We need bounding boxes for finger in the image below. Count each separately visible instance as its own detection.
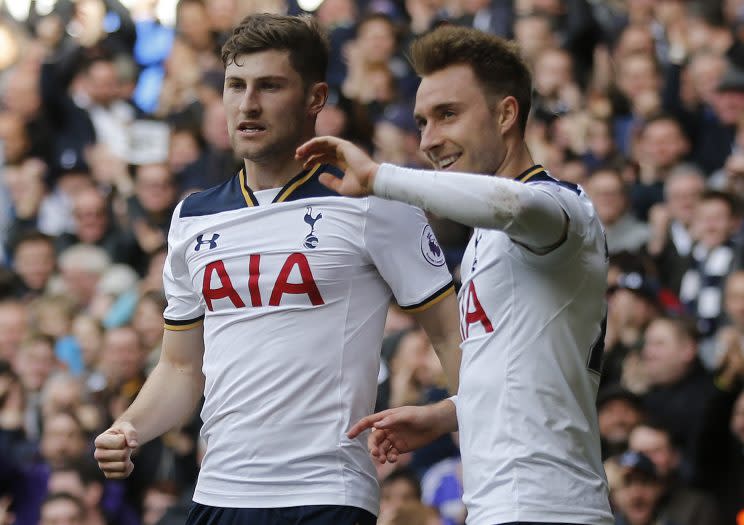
[99,461,131,473]
[318,172,344,193]
[94,448,130,462]
[348,413,389,438]
[296,136,343,159]
[302,154,338,171]
[94,431,127,450]
[386,450,399,463]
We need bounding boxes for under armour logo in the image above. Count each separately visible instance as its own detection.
[195,233,220,251]
[303,207,322,249]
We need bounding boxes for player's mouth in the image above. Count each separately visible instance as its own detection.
[237,121,267,136]
[436,153,461,170]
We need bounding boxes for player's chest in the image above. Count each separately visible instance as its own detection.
[182,204,368,309]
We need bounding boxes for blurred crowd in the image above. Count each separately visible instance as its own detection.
[1,0,744,524]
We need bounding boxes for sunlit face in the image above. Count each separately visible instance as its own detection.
[642,320,693,386]
[693,198,736,249]
[223,50,321,164]
[585,170,626,226]
[414,64,505,174]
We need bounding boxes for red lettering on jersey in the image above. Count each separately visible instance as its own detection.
[464,281,493,337]
[248,254,262,307]
[269,253,324,306]
[203,260,246,311]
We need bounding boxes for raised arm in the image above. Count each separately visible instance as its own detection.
[297,136,567,253]
[94,325,205,478]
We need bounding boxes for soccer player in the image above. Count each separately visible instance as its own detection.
[297,26,614,525]
[93,14,460,525]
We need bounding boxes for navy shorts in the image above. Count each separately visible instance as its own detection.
[185,503,376,525]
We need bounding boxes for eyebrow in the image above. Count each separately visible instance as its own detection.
[414,101,462,120]
[225,75,288,83]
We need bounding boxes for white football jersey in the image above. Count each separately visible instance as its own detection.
[456,166,613,525]
[162,165,453,514]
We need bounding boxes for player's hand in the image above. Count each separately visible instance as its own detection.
[94,421,139,479]
[347,403,453,464]
[295,136,379,198]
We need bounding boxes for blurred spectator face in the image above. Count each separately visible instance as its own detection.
[723,151,744,196]
[687,52,726,104]
[725,272,744,328]
[585,170,626,226]
[356,17,396,66]
[133,296,165,349]
[384,305,415,336]
[143,486,178,525]
[34,297,75,339]
[169,129,202,174]
[534,49,572,98]
[637,119,689,171]
[316,0,356,27]
[0,301,28,361]
[42,375,84,419]
[628,425,679,478]
[392,330,441,385]
[73,189,108,243]
[316,104,348,137]
[514,15,554,64]
[178,0,213,50]
[202,102,232,151]
[75,0,106,30]
[40,496,84,525]
[664,171,704,226]
[731,389,744,444]
[415,64,506,174]
[2,68,41,119]
[613,472,664,525]
[380,476,421,515]
[16,337,56,393]
[0,112,30,164]
[13,238,55,292]
[223,50,318,164]
[85,60,120,107]
[40,412,86,468]
[614,25,654,60]
[143,249,167,293]
[72,315,103,369]
[207,0,237,32]
[101,327,144,383]
[598,398,643,447]
[693,197,737,249]
[586,118,614,160]
[641,319,695,386]
[136,164,177,214]
[712,89,744,125]
[617,54,660,101]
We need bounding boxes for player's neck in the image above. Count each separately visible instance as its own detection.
[243,155,308,191]
[494,141,535,180]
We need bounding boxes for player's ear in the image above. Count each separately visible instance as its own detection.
[497,95,520,135]
[307,82,328,117]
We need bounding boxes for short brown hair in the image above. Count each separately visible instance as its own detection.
[221,14,329,87]
[410,25,533,133]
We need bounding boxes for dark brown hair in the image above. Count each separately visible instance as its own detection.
[410,25,533,133]
[221,14,329,87]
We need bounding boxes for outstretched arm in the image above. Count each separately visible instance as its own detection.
[297,137,566,252]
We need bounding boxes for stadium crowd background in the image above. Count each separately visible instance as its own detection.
[0,0,743,523]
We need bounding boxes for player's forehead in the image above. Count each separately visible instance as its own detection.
[414,64,482,116]
[224,49,298,82]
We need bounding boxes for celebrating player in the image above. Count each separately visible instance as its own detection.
[297,26,614,525]
[93,14,460,525]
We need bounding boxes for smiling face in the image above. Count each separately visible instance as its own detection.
[223,50,325,164]
[414,64,505,173]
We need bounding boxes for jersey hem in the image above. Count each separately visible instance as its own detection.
[400,280,454,312]
[191,490,378,516]
[164,315,205,331]
[467,508,613,525]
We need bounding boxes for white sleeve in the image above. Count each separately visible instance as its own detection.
[373,164,566,252]
[163,202,205,330]
[364,197,454,312]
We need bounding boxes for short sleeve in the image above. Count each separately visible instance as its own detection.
[364,197,454,312]
[163,202,205,330]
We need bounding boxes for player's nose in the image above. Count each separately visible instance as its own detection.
[419,123,443,154]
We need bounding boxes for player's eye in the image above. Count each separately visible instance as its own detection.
[442,110,456,120]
